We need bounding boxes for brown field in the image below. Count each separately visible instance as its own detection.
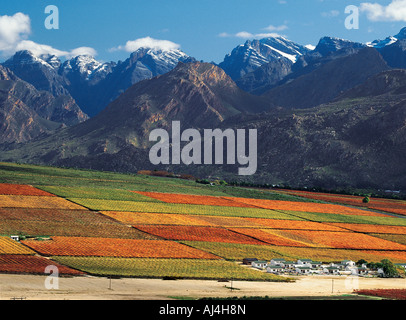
[0,208,158,239]
[100,211,215,227]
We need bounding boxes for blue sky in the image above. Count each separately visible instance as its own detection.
[1,0,406,63]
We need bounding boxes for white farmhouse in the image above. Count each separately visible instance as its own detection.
[295,266,312,275]
[266,266,284,274]
[323,266,341,275]
[297,259,313,266]
[252,261,268,269]
[269,259,286,266]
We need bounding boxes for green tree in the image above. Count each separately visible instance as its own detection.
[381,259,399,278]
[356,259,367,267]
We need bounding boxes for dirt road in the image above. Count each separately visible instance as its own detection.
[0,274,405,300]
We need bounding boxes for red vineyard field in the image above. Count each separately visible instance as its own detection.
[0,183,55,196]
[246,218,346,232]
[327,223,406,235]
[355,289,406,300]
[134,225,266,245]
[278,190,406,217]
[134,191,257,208]
[222,197,387,217]
[0,254,84,275]
[265,230,406,250]
[21,237,220,259]
[228,228,313,247]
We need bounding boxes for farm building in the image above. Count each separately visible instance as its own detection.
[252,261,268,269]
[243,258,258,265]
[266,266,285,274]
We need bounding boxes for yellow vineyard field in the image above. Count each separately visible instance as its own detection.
[0,237,35,255]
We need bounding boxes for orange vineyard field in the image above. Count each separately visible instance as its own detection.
[0,254,84,275]
[134,191,257,208]
[0,166,406,280]
[0,195,85,210]
[0,184,55,196]
[326,223,406,235]
[262,230,406,250]
[279,189,406,217]
[0,237,35,255]
[0,208,158,239]
[134,225,266,245]
[21,236,221,259]
[222,197,389,217]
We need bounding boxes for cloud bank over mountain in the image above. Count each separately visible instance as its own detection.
[0,12,97,59]
[110,37,181,53]
[361,0,406,22]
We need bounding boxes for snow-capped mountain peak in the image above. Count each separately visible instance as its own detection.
[219,36,310,80]
[39,54,62,69]
[367,36,398,49]
[367,27,406,49]
[315,36,366,56]
[5,50,58,70]
[60,55,115,81]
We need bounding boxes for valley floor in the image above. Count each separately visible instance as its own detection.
[0,274,404,300]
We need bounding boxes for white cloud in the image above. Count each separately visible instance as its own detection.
[263,24,289,32]
[13,41,97,59]
[219,31,283,39]
[15,40,69,57]
[360,0,406,22]
[111,37,181,53]
[235,31,255,39]
[68,47,98,58]
[218,32,231,38]
[220,24,287,40]
[0,12,97,59]
[321,10,340,18]
[0,13,31,53]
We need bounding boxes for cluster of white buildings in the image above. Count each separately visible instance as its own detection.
[243,258,406,277]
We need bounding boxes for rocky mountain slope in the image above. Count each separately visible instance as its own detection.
[221,69,406,189]
[5,66,406,190]
[218,36,310,81]
[2,48,195,117]
[262,48,390,109]
[0,65,87,144]
[0,62,269,163]
[3,29,406,190]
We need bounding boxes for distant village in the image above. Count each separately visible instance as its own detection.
[243,258,406,277]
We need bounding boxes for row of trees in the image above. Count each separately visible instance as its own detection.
[356,259,404,278]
